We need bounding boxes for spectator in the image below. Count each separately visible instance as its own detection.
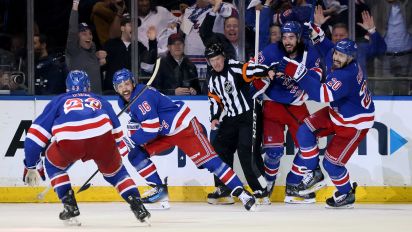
[0,35,15,70]
[200,0,253,60]
[181,0,237,80]
[34,34,67,95]
[152,33,201,95]
[66,0,106,94]
[246,0,276,50]
[91,0,127,46]
[374,0,412,79]
[102,15,157,93]
[314,6,386,79]
[138,0,179,56]
[269,24,281,43]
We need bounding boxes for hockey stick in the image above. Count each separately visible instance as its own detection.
[251,9,266,190]
[77,58,161,194]
[37,184,52,200]
[251,9,262,160]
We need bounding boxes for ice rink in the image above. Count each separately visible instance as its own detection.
[1,202,411,232]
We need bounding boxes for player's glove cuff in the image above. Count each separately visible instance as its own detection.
[251,78,270,99]
[304,22,325,44]
[279,57,307,82]
[23,159,46,185]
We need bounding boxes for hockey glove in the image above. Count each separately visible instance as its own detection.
[278,57,307,82]
[250,78,270,99]
[304,22,325,44]
[126,121,141,137]
[122,136,136,151]
[23,159,46,186]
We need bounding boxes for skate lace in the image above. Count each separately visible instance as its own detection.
[142,186,160,198]
[238,191,252,205]
[302,172,314,186]
[333,191,347,203]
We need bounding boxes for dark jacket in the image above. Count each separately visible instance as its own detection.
[35,55,67,95]
[152,52,201,95]
[199,12,254,60]
[103,38,157,92]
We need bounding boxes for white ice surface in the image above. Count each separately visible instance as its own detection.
[0,202,411,232]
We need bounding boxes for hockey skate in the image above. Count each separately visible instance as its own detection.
[326,182,358,209]
[298,166,327,195]
[284,183,316,204]
[141,177,170,210]
[207,185,235,205]
[59,189,81,226]
[231,187,257,211]
[253,188,271,205]
[127,195,151,225]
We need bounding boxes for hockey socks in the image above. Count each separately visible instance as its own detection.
[286,123,321,184]
[263,146,283,187]
[128,146,162,185]
[45,158,72,200]
[103,165,141,200]
[203,157,244,190]
[323,158,352,194]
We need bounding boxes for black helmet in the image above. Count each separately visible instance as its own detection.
[205,43,225,59]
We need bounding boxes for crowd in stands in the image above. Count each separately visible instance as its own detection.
[0,0,411,95]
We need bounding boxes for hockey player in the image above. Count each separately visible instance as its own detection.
[277,23,375,208]
[23,70,150,225]
[205,43,275,205]
[112,68,257,211]
[255,21,323,204]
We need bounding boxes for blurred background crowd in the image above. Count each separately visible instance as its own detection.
[0,0,410,96]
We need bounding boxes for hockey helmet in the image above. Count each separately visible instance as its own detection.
[334,38,357,59]
[205,43,225,59]
[66,70,90,92]
[112,68,135,90]
[281,21,302,39]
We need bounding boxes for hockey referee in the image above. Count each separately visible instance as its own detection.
[205,43,274,205]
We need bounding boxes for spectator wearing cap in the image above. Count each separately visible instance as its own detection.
[91,0,127,46]
[66,0,107,94]
[102,15,158,93]
[152,33,201,95]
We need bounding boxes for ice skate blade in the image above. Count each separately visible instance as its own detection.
[143,217,152,226]
[63,217,81,226]
[207,197,235,205]
[144,200,170,210]
[284,196,316,204]
[298,180,327,195]
[248,204,257,212]
[325,203,354,209]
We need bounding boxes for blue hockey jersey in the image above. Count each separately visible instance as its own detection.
[260,42,321,105]
[24,92,124,168]
[118,84,195,146]
[299,38,375,130]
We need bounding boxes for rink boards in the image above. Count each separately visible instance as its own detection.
[0,95,411,202]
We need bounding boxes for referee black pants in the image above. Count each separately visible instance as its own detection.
[212,110,265,192]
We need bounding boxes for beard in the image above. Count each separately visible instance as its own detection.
[285,45,297,55]
[332,60,347,70]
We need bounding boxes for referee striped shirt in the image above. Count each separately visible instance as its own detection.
[208,59,270,121]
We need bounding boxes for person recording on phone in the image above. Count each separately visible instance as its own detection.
[152,33,201,95]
